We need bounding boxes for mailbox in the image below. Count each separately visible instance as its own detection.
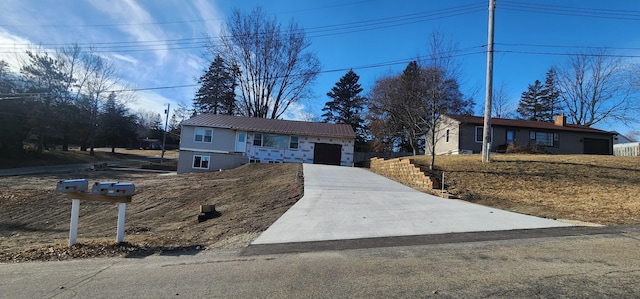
[91,182,119,195]
[56,179,89,193]
[107,183,135,196]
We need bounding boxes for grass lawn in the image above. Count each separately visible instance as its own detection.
[411,154,640,226]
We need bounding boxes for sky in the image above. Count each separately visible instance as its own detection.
[0,0,639,135]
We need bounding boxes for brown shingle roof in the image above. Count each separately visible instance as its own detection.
[446,115,614,135]
[182,114,356,138]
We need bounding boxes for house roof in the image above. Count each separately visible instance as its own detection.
[446,115,614,135]
[182,114,356,138]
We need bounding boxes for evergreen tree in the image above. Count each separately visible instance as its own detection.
[98,92,137,153]
[540,68,562,121]
[517,80,547,121]
[194,55,237,115]
[322,70,367,146]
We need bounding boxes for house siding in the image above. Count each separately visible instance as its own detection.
[457,124,613,154]
[433,117,462,154]
[246,133,354,166]
[178,121,355,173]
[180,126,236,153]
[177,151,249,174]
[435,115,613,155]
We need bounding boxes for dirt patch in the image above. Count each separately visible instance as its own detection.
[0,163,303,263]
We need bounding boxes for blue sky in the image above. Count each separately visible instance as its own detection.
[0,0,638,135]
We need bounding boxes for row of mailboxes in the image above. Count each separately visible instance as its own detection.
[56,179,135,196]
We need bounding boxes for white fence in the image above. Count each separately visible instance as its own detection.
[613,143,640,156]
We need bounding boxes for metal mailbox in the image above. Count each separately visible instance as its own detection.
[56,179,89,193]
[107,183,135,196]
[91,182,119,195]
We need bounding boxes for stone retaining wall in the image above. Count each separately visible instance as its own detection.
[369,157,439,191]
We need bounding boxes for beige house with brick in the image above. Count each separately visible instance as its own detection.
[433,114,615,155]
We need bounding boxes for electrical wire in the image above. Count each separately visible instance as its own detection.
[0,3,485,53]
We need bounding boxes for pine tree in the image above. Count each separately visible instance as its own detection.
[322,70,367,145]
[517,80,547,121]
[98,92,137,153]
[194,55,237,115]
[540,68,562,121]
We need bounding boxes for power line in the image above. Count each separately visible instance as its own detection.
[499,1,640,21]
[0,3,485,54]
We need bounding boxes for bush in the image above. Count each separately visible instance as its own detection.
[505,143,550,154]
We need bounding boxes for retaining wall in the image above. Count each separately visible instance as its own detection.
[369,157,439,191]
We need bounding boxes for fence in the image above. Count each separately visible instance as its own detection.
[613,143,640,156]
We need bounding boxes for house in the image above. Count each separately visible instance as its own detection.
[177,114,356,173]
[433,114,615,155]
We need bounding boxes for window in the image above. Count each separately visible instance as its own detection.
[445,129,450,143]
[530,131,558,147]
[289,136,299,149]
[475,126,493,143]
[192,155,210,169]
[253,134,301,149]
[194,128,213,143]
[253,133,262,146]
[263,134,289,148]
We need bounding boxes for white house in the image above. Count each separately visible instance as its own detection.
[177,114,356,173]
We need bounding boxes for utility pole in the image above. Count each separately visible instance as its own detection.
[160,103,170,164]
[482,0,496,163]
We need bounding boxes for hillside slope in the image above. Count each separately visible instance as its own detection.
[412,154,640,225]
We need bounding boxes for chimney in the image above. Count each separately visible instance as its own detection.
[554,114,566,127]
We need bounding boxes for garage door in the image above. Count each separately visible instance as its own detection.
[583,138,610,155]
[313,143,342,166]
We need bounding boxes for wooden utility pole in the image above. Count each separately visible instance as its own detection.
[161,103,170,164]
[482,0,496,162]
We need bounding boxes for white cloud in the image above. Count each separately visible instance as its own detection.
[87,0,168,62]
[0,29,33,72]
[193,0,225,36]
[282,102,318,121]
[109,53,139,65]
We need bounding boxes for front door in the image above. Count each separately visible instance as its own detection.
[235,131,246,153]
[506,130,516,144]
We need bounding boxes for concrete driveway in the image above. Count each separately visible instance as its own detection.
[252,164,572,245]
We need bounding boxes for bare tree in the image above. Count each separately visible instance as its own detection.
[492,82,515,118]
[555,49,638,127]
[423,32,474,170]
[214,7,320,119]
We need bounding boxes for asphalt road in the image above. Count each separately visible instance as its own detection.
[1,226,639,298]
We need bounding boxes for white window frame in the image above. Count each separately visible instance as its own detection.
[289,136,299,149]
[253,133,263,146]
[194,128,213,143]
[192,155,210,169]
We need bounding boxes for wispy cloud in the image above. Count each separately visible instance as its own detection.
[193,0,225,37]
[87,0,168,62]
[109,53,139,65]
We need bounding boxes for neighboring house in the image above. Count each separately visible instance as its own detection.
[612,132,635,145]
[178,114,356,173]
[433,114,615,155]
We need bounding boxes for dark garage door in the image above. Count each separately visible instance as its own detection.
[313,143,342,166]
[583,138,610,155]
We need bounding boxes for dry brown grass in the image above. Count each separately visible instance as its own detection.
[411,154,640,226]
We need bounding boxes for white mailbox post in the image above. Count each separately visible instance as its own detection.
[56,179,134,246]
